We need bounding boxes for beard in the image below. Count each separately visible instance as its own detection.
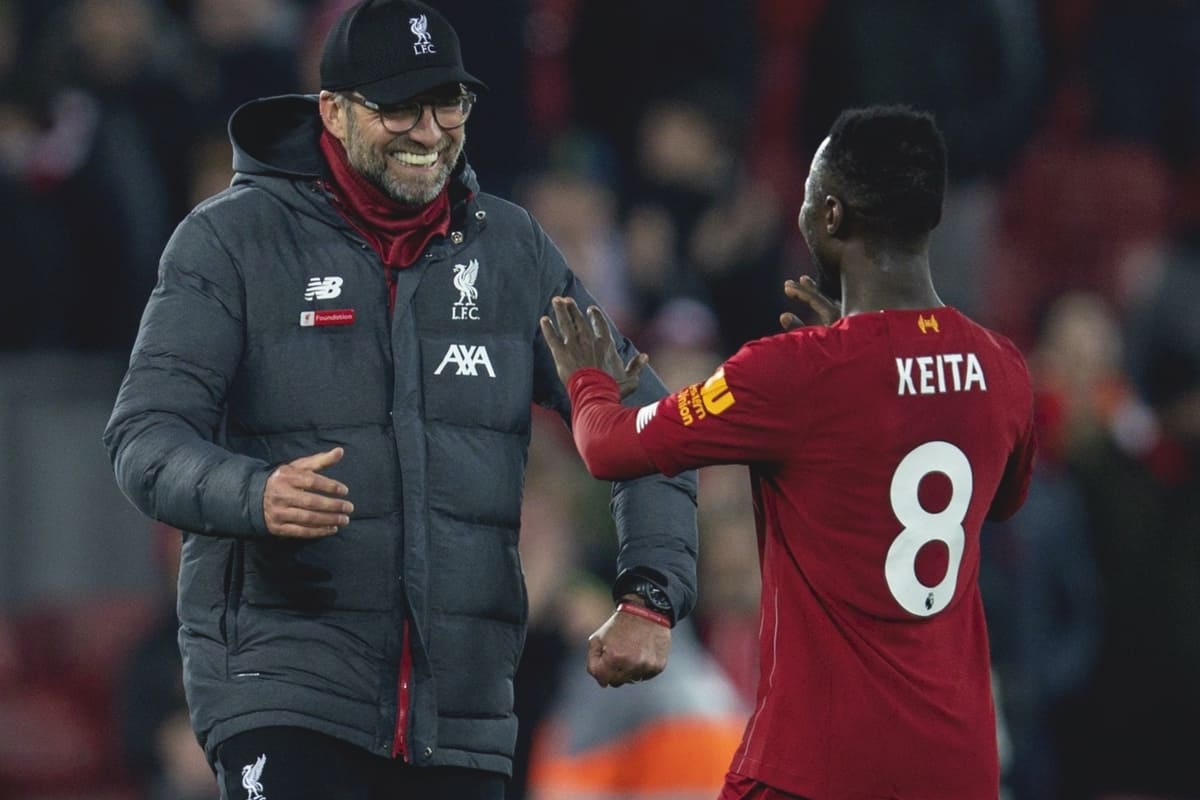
[805,241,843,302]
[343,113,463,206]
[815,259,842,302]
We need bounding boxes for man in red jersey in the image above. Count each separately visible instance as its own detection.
[539,105,1036,800]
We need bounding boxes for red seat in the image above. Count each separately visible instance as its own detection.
[0,684,108,792]
[983,139,1171,350]
[0,594,160,797]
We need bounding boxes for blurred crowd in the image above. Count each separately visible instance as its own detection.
[1,0,1198,799]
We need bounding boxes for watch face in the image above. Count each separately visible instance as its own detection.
[638,582,671,613]
[615,572,674,620]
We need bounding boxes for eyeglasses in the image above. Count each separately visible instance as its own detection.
[346,90,476,134]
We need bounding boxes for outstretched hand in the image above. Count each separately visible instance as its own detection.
[540,297,649,399]
[779,275,842,331]
[263,447,353,538]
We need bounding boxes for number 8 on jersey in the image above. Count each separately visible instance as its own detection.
[885,440,973,617]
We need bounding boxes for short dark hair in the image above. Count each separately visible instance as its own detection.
[822,105,947,238]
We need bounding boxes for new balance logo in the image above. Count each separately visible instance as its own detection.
[434,344,496,377]
[305,277,343,300]
[636,402,659,433]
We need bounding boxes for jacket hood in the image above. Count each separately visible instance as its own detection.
[229,94,327,179]
[227,94,480,195]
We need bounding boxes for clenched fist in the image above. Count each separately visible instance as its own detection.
[586,603,671,687]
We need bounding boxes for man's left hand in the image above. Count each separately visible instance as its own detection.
[585,605,670,687]
[540,296,649,399]
[779,275,841,331]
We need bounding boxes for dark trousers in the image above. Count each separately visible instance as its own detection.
[215,726,507,800]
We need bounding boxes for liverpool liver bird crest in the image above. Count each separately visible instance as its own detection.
[241,754,266,799]
[410,14,432,45]
[453,259,479,306]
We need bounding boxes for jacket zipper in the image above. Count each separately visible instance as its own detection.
[328,175,409,758]
[393,619,413,759]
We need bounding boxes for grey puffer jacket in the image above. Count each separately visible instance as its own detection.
[103,94,698,774]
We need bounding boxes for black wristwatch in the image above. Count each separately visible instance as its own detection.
[614,572,675,626]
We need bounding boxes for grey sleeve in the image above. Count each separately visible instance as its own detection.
[102,212,272,538]
[530,217,700,621]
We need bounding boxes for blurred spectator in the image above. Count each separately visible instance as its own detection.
[803,0,1043,185]
[0,66,76,347]
[742,0,829,213]
[517,135,635,333]
[1085,0,1200,182]
[178,0,304,125]
[1029,292,1200,798]
[430,0,536,198]
[981,300,1107,800]
[978,1,1200,350]
[184,126,235,208]
[1098,229,1200,799]
[567,0,757,199]
[1125,233,1200,444]
[25,0,195,349]
[624,87,788,356]
[524,583,746,800]
[509,415,589,800]
[983,138,1171,352]
[692,465,760,707]
[295,0,358,91]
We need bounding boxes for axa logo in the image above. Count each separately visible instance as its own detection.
[410,14,436,54]
[452,259,480,320]
[305,276,343,300]
[241,754,267,800]
[917,314,940,334]
[434,344,495,377]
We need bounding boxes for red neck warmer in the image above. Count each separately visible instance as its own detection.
[319,128,451,270]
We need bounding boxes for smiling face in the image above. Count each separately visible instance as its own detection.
[321,87,465,206]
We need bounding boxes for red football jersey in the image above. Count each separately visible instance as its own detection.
[635,308,1035,799]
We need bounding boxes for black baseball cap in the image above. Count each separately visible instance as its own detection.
[320,0,487,105]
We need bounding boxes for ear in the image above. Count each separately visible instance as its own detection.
[824,195,844,237]
[318,91,349,143]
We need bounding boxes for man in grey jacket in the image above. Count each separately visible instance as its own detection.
[103,1,698,797]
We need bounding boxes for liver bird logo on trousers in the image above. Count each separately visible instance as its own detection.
[241,754,267,800]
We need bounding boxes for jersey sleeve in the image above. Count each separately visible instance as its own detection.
[986,348,1038,521]
[637,337,809,476]
[568,369,659,480]
[987,405,1037,521]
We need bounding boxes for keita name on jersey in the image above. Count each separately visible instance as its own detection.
[896,353,987,396]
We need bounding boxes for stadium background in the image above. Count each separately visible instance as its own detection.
[0,1,1197,798]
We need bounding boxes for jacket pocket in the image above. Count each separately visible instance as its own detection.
[222,540,245,665]
[241,520,396,612]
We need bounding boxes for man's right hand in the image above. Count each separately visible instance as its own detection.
[263,447,353,538]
